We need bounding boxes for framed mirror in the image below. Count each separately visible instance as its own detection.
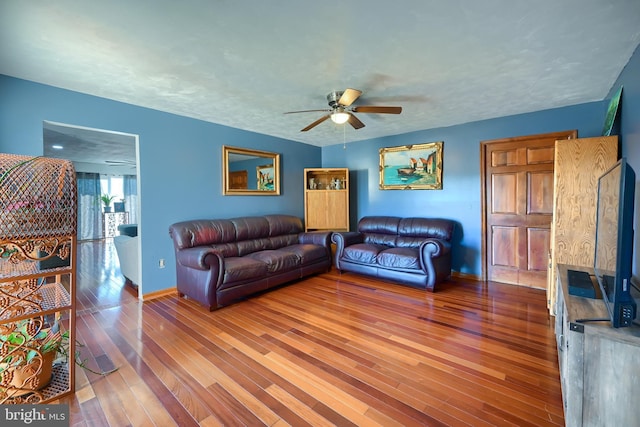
[222,145,281,195]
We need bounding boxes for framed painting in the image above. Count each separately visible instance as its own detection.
[379,141,443,190]
[256,164,275,191]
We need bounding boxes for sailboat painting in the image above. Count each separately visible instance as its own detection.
[379,141,443,190]
[256,164,275,191]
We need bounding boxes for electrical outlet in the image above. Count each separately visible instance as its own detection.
[159,258,165,268]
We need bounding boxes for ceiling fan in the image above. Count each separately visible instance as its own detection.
[105,160,136,168]
[285,88,402,132]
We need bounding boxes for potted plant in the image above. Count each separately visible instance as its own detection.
[100,194,116,213]
[0,318,59,398]
[0,317,116,401]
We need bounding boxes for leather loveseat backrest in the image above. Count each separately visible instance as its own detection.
[396,217,454,247]
[398,218,454,241]
[358,216,401,247]
[357,216,455,248]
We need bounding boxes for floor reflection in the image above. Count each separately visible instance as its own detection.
[76,239,138,314]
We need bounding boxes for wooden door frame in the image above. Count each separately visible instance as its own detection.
[479,130,577,282]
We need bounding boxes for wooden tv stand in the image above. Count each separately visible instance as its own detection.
[555,263,640,426]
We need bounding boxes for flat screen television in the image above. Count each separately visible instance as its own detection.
[594,157,637,328]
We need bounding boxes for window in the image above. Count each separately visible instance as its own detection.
[100,175,124,201]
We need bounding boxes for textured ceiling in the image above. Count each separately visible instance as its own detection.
[2,0,640,159]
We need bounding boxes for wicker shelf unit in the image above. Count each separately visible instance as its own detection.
[0,154,77,404]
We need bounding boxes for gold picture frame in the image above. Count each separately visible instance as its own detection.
[379,141,443,190]
[222,145,280,195]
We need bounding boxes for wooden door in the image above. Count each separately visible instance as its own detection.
[229,170,248,189]
[481,130,576,288]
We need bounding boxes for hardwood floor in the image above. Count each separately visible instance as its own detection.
[56,240,564,426]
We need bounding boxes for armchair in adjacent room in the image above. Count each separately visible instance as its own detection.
[113,224,139,286]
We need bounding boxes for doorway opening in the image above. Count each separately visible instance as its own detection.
[42,121,142,303]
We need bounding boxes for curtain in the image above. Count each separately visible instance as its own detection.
[76,172,102,240]
[123,174,138,225]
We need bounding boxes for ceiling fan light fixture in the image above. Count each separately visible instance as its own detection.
[330,110,350,124]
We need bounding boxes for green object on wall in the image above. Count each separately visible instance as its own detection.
[602,86,622,136]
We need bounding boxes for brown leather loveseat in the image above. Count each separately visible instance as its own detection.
[169,215,332,310]
[332,216,455,291]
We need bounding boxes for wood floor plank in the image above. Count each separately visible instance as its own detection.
[52,240,563,426]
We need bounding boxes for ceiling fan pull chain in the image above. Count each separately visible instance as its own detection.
[343,124,346,149]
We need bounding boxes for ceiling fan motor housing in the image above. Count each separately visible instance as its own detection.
[327,91,344,107]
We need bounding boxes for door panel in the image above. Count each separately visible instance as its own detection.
[492,226,518,267]
[492,174,517,213]
[528,227,551,271]
[229,170,248,189]
[528,171,554,214]
[482,131,576,288]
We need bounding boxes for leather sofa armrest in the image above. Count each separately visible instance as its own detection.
[419,238,451,260]
[331,232,364,269]
[419,239,452,289]
[176,247,223,271]
[332,231,363,248]
[299,231,332,247]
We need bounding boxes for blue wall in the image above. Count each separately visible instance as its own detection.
[609,44,640,273]
[322,43,640,278]
[0,75,322,295]
[3,42,639,291]
[322,103,606,276]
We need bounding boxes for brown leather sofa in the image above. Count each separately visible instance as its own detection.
[332,216,455,291]
[169,214,331,310]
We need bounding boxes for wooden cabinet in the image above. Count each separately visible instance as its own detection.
[304,168,349,231]
[555,264,640,427]
[548,136,618,312]
[0,154,76,404]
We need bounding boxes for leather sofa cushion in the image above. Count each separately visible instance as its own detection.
[231,216,270,241]
[270,234,301,248]
[364,233,398,247]
[358,216,401,234]
[280,244,328,264]
[247,250,299,273]
[266,214,304,236]
[377,247,420,269]
[343,243,386,264]
[395,236,426,248]
[170,215,306,251]
[398,217,454,241]
[236,237,272,256]
[209,242,240,258]
[170,219,236,249]
[223,257,268,286]
[118,223,138,237]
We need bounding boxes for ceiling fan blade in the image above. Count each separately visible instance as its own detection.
[301,114,331,132]
[352,106,402,114]
[284,109,330,114]
[105,160,136,165]
[338,88,362,107]
[348,113,365,130]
